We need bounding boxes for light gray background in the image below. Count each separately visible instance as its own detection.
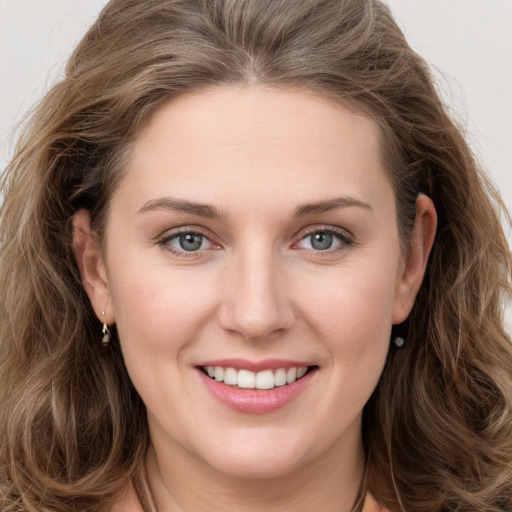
[0,0,511,328]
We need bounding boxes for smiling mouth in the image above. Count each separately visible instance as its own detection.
[200,366,316,390]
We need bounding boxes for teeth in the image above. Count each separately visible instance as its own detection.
[274,368,287,387]
[255,370,274,390]
[204,365,310,389]
[214,367,224,382]
[297,367,308,379]
[237,369,256,389]
[286,367,297,384]
[224,367,238,385]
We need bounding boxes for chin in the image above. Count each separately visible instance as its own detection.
[207,452,307,480]
[191,429,321,480]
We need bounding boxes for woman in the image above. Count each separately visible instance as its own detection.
[1,0,511,510]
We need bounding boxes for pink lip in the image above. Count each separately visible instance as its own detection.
[196,366,317,414]
[196,358,312,372]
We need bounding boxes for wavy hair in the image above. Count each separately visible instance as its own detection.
[1,0,511,510]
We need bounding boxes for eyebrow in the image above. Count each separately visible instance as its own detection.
[137,195,371,219]
[137,197,225,219]
[292,197,372,217]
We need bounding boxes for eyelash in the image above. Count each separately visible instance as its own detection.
[156,225,353,257]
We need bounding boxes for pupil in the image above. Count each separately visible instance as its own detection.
[312,232,332,250]
[180,233,202,251]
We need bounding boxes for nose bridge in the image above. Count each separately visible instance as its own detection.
[220,241,294,341]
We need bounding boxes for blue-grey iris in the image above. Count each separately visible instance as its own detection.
[311,232,333,250]
[179,233,203,251]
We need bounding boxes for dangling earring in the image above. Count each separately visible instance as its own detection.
[394,336,405,348]
[102,311,111,347]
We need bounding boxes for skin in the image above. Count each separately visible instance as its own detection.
[74,85,436,511]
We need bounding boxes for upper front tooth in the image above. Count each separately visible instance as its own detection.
[237,369,256,389]
[255,370,275,389]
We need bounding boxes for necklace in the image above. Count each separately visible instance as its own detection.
[133,463,158,512]
[133,461,368,512]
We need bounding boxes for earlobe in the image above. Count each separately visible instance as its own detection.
[392,194,437,324]
[72,209,113,324]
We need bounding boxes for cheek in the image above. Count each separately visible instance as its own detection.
[106,259,222,416]
[298,255,399,359]
[107,257,219,356]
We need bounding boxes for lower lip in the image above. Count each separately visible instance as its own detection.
[197,368,316,414]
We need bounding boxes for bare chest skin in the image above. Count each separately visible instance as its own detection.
[108,452,388,512]
[110,481,389,512]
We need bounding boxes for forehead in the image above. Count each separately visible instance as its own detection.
[115,85,391,213]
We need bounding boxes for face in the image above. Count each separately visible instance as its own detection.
[76,85,433,481]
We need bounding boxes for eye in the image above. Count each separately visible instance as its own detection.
[295,228,350,251]
[161,231,215,253]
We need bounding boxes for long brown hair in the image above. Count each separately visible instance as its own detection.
[1,1,511,510]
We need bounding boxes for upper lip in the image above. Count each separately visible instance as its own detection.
[196,358,315,372]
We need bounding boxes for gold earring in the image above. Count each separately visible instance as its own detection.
[102,311,111,347]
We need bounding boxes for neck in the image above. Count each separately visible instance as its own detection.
[144,426,366,512]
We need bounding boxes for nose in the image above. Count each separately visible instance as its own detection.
[218,248,295,342]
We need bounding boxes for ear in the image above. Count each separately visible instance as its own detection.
[392,194,437,324]
[73,209,114,324]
